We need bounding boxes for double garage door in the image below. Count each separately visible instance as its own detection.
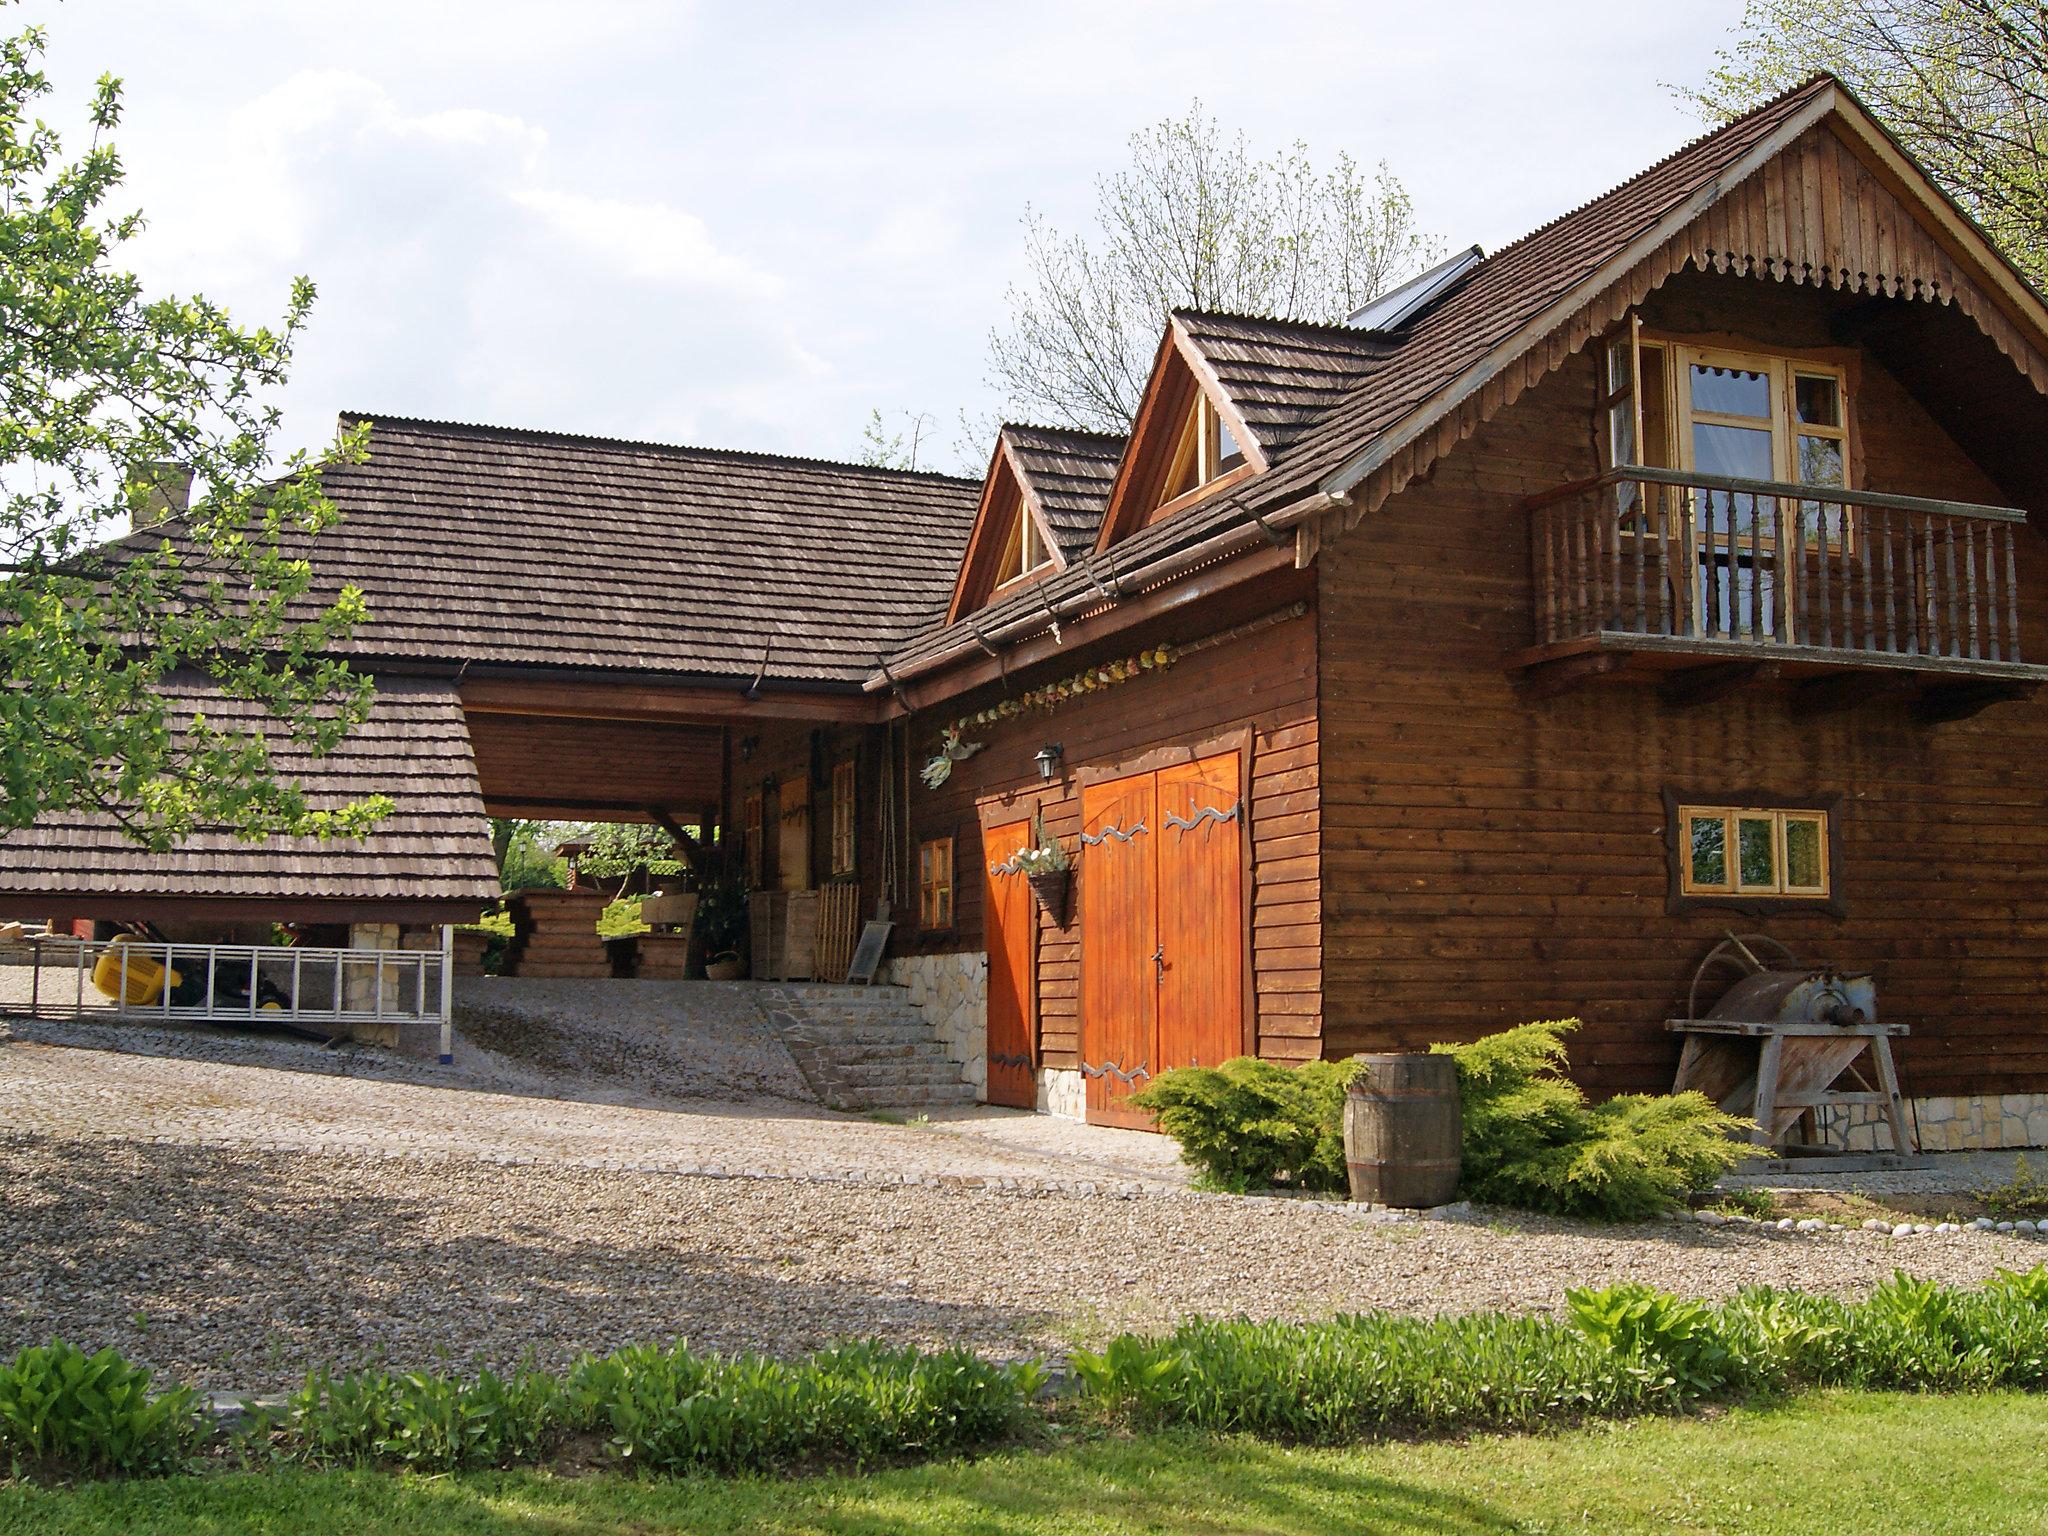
[985,751,1247,1125]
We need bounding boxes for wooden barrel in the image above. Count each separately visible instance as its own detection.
[1343,1053,1462,1208]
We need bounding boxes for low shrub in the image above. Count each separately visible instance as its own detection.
[565,1341,1041,1474]
[1435,1019,1751,1220]
[1068,1267,2048,1440]
[1129,1056,1360,1192]
[281,1341,1042,1477]
[1976,1153,2048,1219]
[0,1342,201,1476]
[284,1366,565,1470]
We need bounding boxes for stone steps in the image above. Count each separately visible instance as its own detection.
[755,985,976,1113]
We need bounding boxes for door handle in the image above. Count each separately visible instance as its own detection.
[1153,943,1165,982]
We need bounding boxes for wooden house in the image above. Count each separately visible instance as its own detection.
[10,77,2048,1150]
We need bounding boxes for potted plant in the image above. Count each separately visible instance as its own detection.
[1013,809,1074,926]
[679,831,750,980]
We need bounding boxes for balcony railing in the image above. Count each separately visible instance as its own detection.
[1525,467,2029,666]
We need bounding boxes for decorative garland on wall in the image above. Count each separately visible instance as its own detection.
[920,643,1179,788]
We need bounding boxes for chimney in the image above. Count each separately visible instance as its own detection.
[131,462,193,530]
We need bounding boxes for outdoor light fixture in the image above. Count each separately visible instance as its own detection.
[1033,743,1064,781]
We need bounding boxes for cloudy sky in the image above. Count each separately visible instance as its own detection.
[42,1,1746,474]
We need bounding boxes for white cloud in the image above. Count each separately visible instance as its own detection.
[508,187,781,297]
[42,0,1747,470]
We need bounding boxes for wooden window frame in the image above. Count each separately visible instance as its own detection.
[991,500,1055,593]
[742,791,765,890]
[1621,328,1857,502]
[918,834,956,933]
[1157,394,1249,512]
[1662,788,1844,917]
[829,758,857,879]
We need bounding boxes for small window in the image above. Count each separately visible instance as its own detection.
[1160,395,1245,505]
[993,503,1054,588]
[743,792,764,889]
[830,759,857,878]
[918,836,955,930]
[1678,804,1831,898]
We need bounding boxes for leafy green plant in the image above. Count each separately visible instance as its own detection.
[1130,1056,1361,1192]
[1433,1020,1751,1220]
[1711,1187,1776,1220]
[1566,1283,1732,1395]
[562,1341,1038,1474]
[596,898,648,939]
[0,1342,201,1476]
[285,1367,564,1470]
[1976,1154,2048,1219]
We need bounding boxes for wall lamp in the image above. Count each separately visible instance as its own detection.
[1033,743,1065,781]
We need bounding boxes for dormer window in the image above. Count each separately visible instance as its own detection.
[1093,318,1268,554]
[1161,394,1246,504]
[993,498,1054,589]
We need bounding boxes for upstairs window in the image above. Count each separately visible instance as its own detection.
[1602,326,1850,495]
[993,502,1054,589]
[1160,394,1246,505]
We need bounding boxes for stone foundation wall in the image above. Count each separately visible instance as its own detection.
[880,954,1092,1121]
[1816,1092,2048,1154]
[884,952,986,1099]
[1036,1067,1085,1121]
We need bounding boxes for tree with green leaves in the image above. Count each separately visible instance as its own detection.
[853,407,936,471]
[0,13,379,850]
[1689,1,2048,283]
[987,102,1439,433]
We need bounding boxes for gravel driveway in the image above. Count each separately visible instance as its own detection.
[3,1024,2045,1394]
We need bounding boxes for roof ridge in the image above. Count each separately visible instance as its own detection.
[1170,305,1388,339]
[339,410,983,485]
[1001,421,1128,443]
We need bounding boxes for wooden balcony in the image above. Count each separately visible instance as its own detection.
[1512,467,2048,717]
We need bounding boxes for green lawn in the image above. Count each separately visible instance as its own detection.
[4,1391,2042,1535]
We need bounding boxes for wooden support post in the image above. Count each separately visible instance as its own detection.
[438,923,455,1065]
[1869,1032,1914,1156]
[1750,1033,1785,1147]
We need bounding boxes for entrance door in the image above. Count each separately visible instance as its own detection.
[1081,752,1244,1127]
[1155,756,1245,1075]
[983,819,1037,1109]
[1080,773,1157,1126]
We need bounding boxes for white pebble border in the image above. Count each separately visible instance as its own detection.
[1683,1208,2047,1241]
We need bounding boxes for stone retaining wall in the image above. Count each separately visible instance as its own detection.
[1818,1091,2048,1153]
[882,954,1093,1122]
[884,952,986,1099]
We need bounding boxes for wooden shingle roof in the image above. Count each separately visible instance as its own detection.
[264,416,984,689]
[1241,77,1845,511]
[1000,425,1125,562]
[1171,310,1386,460]
[874,78,1887,684]
[0,675,498,907]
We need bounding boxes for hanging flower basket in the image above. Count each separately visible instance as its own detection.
[1026,867,1072,927]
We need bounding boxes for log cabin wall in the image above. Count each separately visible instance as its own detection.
[903,572,1323,1078]
[1317,263,2048,1101]
[731,718,896,943]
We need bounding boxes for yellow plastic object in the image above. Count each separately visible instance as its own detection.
[90,942,181,1005]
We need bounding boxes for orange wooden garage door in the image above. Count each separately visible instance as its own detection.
[1080,752,1244,1127]
[983,819,1037,1108]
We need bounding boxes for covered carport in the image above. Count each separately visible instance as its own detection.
[0,672,499,1057]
